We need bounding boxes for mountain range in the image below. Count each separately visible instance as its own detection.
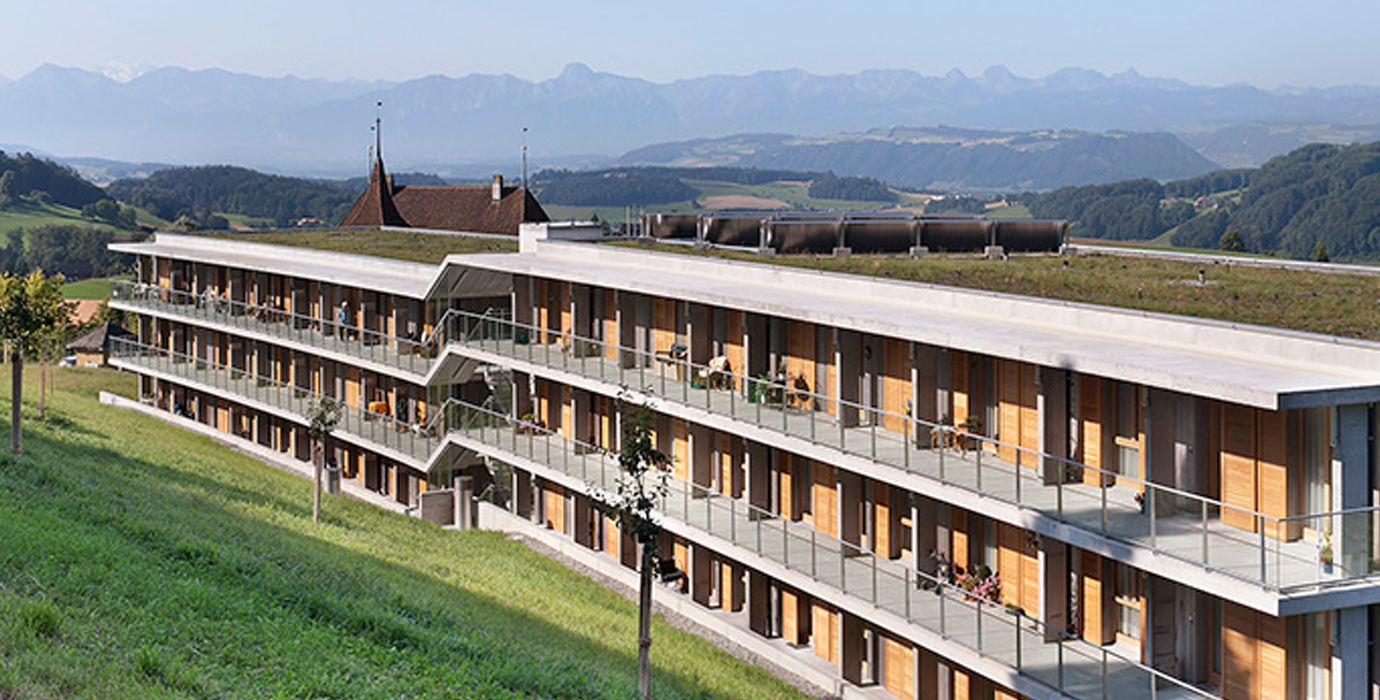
[618,128,1218,192]
[4,63,1380,178]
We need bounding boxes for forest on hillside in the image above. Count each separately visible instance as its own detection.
[0,151,106,209]
[106,166,359,228]
[1027,143,1380,260]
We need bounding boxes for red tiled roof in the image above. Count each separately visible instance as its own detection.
[339,158,548,235]
[66,322,134,352]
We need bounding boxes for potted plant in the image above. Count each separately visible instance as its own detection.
[1134,491,1146,514]
[1320,531,1334,574]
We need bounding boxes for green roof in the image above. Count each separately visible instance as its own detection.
[197,228,517,264]
[612,241,1380,342]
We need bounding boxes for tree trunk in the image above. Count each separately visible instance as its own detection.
[10,349,21,455]
[638,544,654,700]
[38,358,46,421]
[313,441,322,523]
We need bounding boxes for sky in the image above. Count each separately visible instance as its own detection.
[3,0,1379,88]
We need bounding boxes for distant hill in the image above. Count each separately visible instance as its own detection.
[619,128,1219,193]
[0,150,106,208]
[8,63,1380,173]
[107,166,364,227]
[532,167,897,208]
[1027,142,1380,260]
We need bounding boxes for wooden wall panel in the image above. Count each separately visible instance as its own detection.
[999,524,1023,608]
[810,601,838,663]
[951,509,970,573]
[781,588,807,645]
[1257,409,1298,541]
[883,635,915,700]
[1080,376,1104,482]
[874,482,892,557]
[1222,602,1256,700]
[1258,613,1287,700]
[1081,550,1113,644]
[812,461,837,538]
[544,485,565,533]
[883,338,909,432]
[558,281,571,337]
[603,514,620,557]
[603,290,619,360]
[953,667,971,700]
[785,321,816,402]
[672,419,689,482]
[717,432,736,497]
[1221,404,1258,532]
[951,351,970,426]
[725,310,744,392]
[1020,363,1039,468]
[653,297,676,353]
[779,451,797,520]
[999,360,1021,464]
[560,385,573,439]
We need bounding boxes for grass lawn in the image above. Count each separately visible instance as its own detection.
[0,202,114,237]
[196,229,518,264]
[614,242,1380,341]
[60,276,123,301]
[0,366,808,700]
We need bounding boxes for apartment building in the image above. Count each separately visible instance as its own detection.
[108,225,1379,700]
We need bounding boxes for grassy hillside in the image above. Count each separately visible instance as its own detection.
[0,201,118,237]
[0,366,808,700]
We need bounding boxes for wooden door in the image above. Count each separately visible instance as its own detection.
[1221,404,1258,531]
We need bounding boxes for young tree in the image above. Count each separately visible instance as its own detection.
[1311,241,1330,262]
[306,395,343,523]
[0,270,72,454]
[593,393,669,700]
[1219,229,1246,253]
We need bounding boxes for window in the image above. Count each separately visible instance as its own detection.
[1114,563,1143,643]
[1115,384,1141,478]
[1303,408,1330,520]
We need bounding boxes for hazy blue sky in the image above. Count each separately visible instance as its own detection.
[5,0,1378,87]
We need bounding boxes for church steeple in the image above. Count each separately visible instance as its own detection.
[362,101,405,226]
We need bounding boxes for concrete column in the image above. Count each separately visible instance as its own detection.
[1037,366,1069,486]
[1334,606,1370,700]
[1039,539,1068,641]
[454,475,474,530]
[835,329,862,427]
[1334,404,1371,576]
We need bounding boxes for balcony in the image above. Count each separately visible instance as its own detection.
[444,400,1218,700]
[437,311,1379,594]
[110,280,439,377]
[108,338,444,468]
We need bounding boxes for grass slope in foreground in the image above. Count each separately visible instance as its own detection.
[0,367,807,700]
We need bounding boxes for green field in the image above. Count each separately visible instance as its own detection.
[0,366,808,700]
[0,202,116,237]
[543,177,921,225]
[60,276,121,300]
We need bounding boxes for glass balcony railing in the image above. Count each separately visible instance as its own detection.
[108,338,445,465]
[111,282,1380,592]
[110,280,441,376]
[442,399,1219,700]
[436,310,1380,593]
